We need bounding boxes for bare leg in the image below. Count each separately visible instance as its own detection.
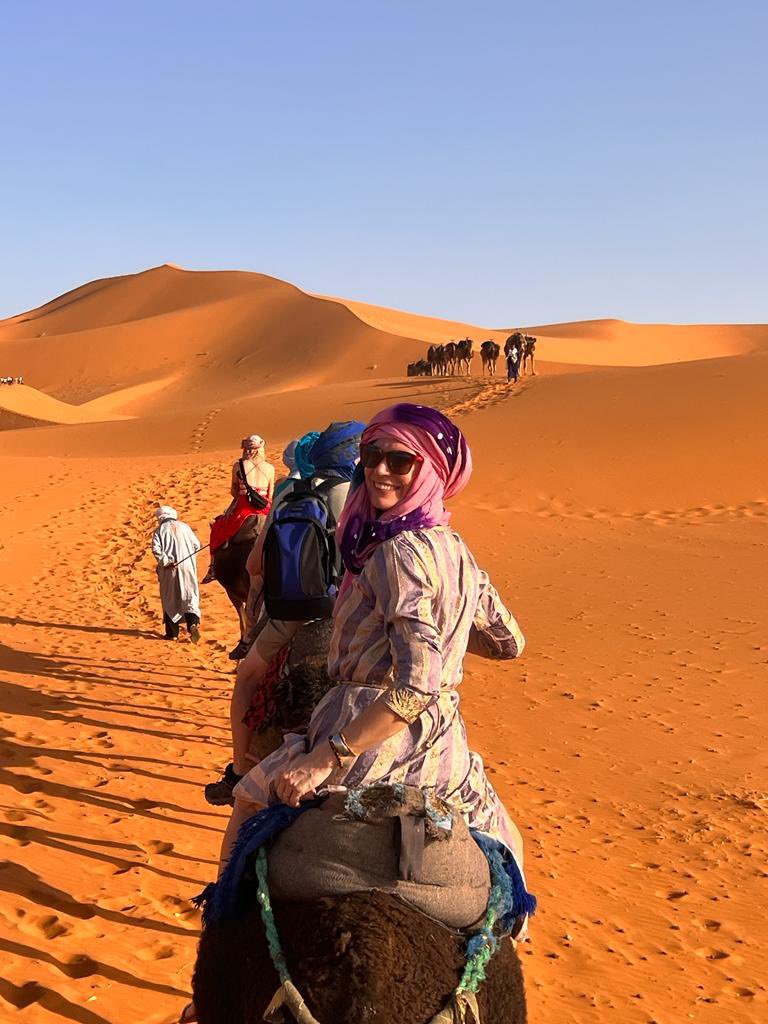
[219,797,263,877]
[231,646,269,776]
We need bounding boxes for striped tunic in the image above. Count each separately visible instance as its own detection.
[234,526,526,860]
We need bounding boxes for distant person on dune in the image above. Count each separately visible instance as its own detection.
[506,344,519,383]
[202,434,275,584]
[151,506,202,642]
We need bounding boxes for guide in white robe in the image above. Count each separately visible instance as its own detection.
[151,507,201,622]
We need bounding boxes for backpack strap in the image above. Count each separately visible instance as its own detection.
[239,459,269,511]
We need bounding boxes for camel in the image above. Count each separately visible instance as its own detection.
[211,517,264,659]
[427,343,443,376]
[407,359,431,377]
[443,341,458,375]
[522,335,537,375]
[193,891,527,1024]
[456,337,474,375]
[505,333,537,376]
[192,620,528,1024]
[480,340,500,376]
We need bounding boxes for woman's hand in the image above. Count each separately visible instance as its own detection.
[274,743,336,807]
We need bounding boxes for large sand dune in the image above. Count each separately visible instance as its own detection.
[0,266,765,1023]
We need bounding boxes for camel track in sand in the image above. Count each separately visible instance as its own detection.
[444,376,535,418]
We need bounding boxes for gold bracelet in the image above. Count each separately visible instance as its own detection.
[338,730,357,756]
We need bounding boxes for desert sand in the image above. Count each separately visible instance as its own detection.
[0,265,766,1023]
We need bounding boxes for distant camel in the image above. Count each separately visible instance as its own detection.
[456,337,474,375]
[443,341,457,375]
[427,343,443,376]
[506,332,537,375]
[406,359,430,377]
[522,335,537,375]
[481,340,501,376]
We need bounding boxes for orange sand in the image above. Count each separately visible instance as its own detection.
[0,266,766,1022]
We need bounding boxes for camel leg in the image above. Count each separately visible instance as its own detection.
[223,594,248,640]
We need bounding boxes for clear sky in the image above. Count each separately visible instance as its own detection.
[1,1,765,325]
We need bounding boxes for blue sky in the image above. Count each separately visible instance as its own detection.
[1,1,765,324]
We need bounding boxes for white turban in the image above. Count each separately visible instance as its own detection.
[241,434,265,449]
[155,505,178,521]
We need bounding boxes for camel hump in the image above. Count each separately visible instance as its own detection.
[268,786,491,929]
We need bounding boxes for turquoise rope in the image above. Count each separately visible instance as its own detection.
[254,847,292,985]
[456,848,508,994]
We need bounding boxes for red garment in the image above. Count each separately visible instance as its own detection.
[243,643,290,732]
[209,494,271,554]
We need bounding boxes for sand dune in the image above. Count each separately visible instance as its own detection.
[0,378,182,427]
[0,266,765,1023]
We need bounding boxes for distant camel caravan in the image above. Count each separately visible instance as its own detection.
[407,333,537,378]
[407,337,474,377]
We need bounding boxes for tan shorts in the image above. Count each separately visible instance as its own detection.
[252,616,301,663]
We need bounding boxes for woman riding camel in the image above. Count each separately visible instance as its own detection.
[202,435,275,584]
[218,402,526,872]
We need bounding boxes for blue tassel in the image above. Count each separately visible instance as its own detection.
[471,831,537,934]
[195,801,318,927]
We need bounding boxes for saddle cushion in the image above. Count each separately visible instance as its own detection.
[267,791,490,929]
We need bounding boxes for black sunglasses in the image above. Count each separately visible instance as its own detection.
[360,443,423,476]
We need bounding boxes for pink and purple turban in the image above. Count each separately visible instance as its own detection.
[337,403,472,574]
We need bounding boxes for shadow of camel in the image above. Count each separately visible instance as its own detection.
[0,934,188,999]
[0,976,111,1023]
[0,614,156,640]
[0,861,196,937]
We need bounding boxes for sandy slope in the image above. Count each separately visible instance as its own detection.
[0,267,766,1023]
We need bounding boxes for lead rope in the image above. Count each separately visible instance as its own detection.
[255,847,323,1024]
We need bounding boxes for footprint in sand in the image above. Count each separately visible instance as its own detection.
[695,947,730,961]
[60,953,99,979]
[143,839,175,855]
[36,914,72,939]
[136,943,176,961]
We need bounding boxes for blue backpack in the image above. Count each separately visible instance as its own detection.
[262,478,342,621]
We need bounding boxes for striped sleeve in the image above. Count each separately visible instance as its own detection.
[371,537,442,722]
[470,569,525,659]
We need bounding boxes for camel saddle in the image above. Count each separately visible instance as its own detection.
[267,784,490,930]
